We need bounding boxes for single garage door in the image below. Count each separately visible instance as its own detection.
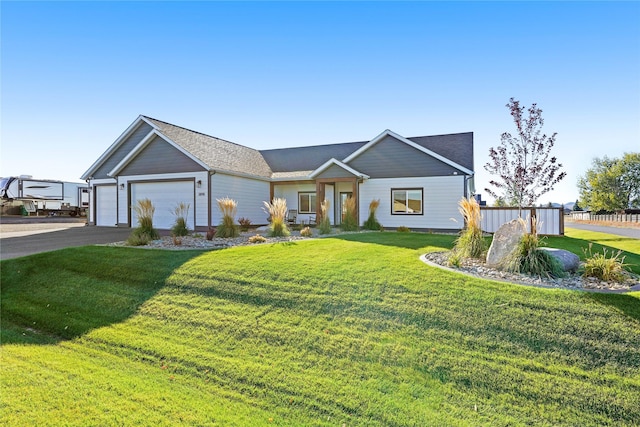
[130,181,195,230]
[96,185,117,227]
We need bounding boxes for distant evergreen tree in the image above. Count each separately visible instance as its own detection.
[573,199,582,211]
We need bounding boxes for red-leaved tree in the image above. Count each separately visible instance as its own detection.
[484,98,566,208]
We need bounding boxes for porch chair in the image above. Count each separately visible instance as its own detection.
[286,209,297,225]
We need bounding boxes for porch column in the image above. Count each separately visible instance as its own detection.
[316,181,325,221]
[352,178,359,226]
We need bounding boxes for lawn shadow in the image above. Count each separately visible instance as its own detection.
[327,231,458,251]
[1,246,204,345]
[585,292,640,322]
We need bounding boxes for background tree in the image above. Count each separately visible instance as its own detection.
[572,199,582,211]
[578,153,640,212]
[484,98,566,208]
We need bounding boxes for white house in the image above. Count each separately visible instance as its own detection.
[81,116,475,231]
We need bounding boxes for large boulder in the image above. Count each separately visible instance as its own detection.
[486,219,527,267]
[539,248,580,272]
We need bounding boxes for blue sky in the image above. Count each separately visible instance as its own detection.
[2,1,639,205]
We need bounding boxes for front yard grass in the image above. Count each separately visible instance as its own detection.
[1,232,639,426]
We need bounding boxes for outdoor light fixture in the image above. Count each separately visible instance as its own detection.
[197,180,202,188]
[120,184,125,190]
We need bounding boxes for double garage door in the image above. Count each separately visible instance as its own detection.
[95,181,195,229]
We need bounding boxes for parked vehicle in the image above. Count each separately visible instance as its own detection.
[0,175,89,216]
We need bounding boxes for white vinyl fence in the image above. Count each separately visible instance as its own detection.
[480,207,564,236]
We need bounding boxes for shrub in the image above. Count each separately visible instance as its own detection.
[238,217,252,232]
[215,198,239,238]
[248,234,267,244]
[125,232,152,246]
[172,235,183,246]
[171,202,190,237]
[451,197,486,259]
[363,199,382,230]
[206,227,216,241]
[340,197,358,232]
[397,226,411,233]
[582,244,629,282]
[300,226,313,237]
[447,251,462,267]
[500,221,564,278]
[263,198,290,237]
[128,198,160,244]
[318,199,332,235]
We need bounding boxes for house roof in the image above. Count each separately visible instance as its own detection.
[83,116,474,181]
[143,117,273,178]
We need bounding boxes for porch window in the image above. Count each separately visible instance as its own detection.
[298,192,317,214]
[391,188,423,215]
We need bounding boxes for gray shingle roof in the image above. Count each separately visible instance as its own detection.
[143,116,273,178]
[142,117,473,178]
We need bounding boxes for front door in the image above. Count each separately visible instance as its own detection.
[340,192,353,223]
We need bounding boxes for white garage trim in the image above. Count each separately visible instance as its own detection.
[96,185,118,227]
[129,179,195,230]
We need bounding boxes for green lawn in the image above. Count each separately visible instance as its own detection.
[1,232,639,426]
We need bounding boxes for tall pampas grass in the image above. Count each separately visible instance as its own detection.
[263,198,290,237]
[171,202,190,237]
[451,197,486,259]
[127,198,159,245]
[363,199,382,230]
[340,197,358,231]
[215,197,239,238]
[318,199,332,235]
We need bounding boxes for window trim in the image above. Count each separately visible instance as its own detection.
[391,188,424,215]
[298,191,317,214]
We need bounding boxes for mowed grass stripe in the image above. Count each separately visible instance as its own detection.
[2,233,639,426]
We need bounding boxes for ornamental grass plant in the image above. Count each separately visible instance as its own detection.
[340,197,358,232]
[263,198,290,237]
[582,243,629,282]
[215,198,239,238]
[500,218,564,278]
[318,199,332,235]
[451,197,486,259]
[171,202,190,237]
[363,199,382,230]
[127,198,160,245]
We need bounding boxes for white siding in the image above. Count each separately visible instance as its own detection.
[117,172,209,228]
[211,173,270,225]
[273,182,317,224]
[359,176,465,229]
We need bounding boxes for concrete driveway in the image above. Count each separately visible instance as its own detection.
[0,217,132,260]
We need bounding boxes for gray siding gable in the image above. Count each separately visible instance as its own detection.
[92,122,153,179]
[314,163,359,179]
[347,135,461,178]
[119,135,206,175]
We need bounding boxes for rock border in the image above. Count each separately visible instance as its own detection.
[421,251,640,294]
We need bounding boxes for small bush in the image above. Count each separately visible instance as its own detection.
[171,202,190,237]
[172,235,183,246]
[300,226,313,237]
[126,231,152,246]
[340,197,358,232]
[397,226,411,233]
[132,199,160,240]
[318,199,332,235]
[248,234,267,244]
[500,224,564,278]
[363,199,382,231]
[206,227,216,241]
[215,198,240,238]
[452,197,487,259]
[238,217,252,232]
[263,198,290,237]
[582,244,629,282]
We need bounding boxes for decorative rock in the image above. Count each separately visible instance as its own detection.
[486,219,527,267]
[539,248,580,272]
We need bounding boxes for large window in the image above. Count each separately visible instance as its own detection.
[298,192,317,214]
[391,188,423,215]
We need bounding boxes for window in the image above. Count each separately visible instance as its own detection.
[391,188,423,215]
[298,192,317,214]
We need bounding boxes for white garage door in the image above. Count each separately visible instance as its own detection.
[96,185,117,227]
[130,181,195,230]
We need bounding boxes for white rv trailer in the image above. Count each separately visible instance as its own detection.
[0,175,89,216]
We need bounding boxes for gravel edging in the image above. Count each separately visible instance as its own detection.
[421,251,640,294]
